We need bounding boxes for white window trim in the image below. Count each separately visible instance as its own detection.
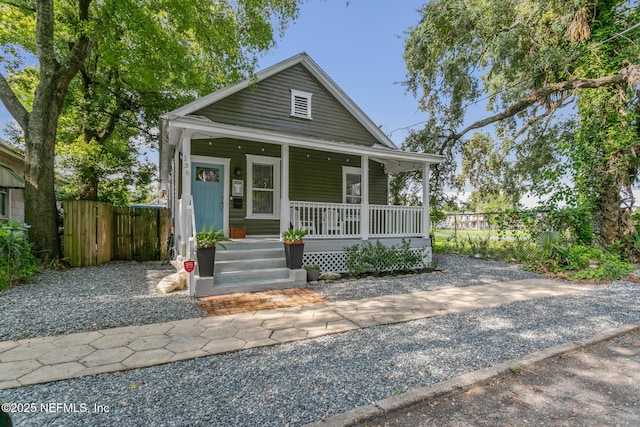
[290,89,313,119]
[246,154,281,219]
[342,166,362,204]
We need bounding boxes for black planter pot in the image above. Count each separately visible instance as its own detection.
[196,246,216,276]
[284,243,304,269]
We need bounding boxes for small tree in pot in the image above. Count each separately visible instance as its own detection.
[196,225,231,277]
[282,228,307,269]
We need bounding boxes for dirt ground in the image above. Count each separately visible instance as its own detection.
[361,329,640,427]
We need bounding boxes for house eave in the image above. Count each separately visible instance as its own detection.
[164,115,443,166]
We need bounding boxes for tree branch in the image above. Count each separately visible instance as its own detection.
[514,92,575,138]
[0,72,29,128]
[452,65,639,142]
[56,0,93,94]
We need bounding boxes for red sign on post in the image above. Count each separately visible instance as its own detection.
[183,260,195,273]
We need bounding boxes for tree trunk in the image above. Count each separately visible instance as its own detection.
[594,177,638,259]
[24,82,64,260]
[1,0,93,259]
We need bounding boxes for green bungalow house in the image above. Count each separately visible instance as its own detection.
[159,53,443,296]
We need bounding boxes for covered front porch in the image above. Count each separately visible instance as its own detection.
[165,117,438,242]
[161,117,441,296]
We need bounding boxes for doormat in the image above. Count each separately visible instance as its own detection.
[198,288,328,316]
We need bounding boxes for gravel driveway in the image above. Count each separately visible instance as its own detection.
[0,254,540,341]
[0,261,205,341]
[2,255,640,426]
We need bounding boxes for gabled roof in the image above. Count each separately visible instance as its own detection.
[166,52,398,150]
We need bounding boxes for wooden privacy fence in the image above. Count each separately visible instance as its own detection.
[63,201,170,267]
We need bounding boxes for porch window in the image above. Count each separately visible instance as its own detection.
[290,89,313,119]
[0,187,6,217]
[246,155,280,219]
[343,166,361,204]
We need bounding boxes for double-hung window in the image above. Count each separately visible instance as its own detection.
[246,155,280,219]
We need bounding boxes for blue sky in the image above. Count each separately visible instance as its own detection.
[0,0,432,147]
[257,0,429,147]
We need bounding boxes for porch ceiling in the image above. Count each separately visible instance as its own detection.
[161,115,443,179]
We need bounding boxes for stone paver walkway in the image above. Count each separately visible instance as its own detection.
[0,278,584,390]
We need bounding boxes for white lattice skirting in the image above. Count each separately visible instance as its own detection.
[303,246,432,273]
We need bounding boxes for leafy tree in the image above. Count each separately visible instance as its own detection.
[403,0,640,254]
[456,132,521,209]
[0,0,300,258]
[390,126,458,208]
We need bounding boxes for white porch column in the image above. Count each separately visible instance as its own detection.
[280,143,291,237]
[361,155,369,240]
[422,163,431,238]
[181,131,193,241]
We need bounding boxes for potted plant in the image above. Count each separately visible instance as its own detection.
[282,228,308,269]
[195,225,231,277]
[304,264,321,282]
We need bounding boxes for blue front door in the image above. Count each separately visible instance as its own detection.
[191,162,224,233]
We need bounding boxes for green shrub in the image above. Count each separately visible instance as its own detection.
[570,254,634,281]
[345,239,423,277]
[465,235,491,258]
[547,207,594,246]
[526,240,634,281]
[0,220,40,289]
[560,245,600,270]
[536,231,564,259]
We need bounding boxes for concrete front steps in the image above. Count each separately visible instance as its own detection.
[193,239,307,297]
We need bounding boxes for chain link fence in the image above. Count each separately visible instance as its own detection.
[432,210,556,260]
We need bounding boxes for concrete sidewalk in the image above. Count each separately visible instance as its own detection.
[0,278,584,390]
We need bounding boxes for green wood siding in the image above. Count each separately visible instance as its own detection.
[289,147,387,204]
[192,64,379,146]
[189,139,388,236]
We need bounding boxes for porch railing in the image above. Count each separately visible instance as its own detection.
[369,204,423,238]
[290,201,424,239]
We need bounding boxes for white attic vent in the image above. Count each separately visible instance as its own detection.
[290,89,313,119]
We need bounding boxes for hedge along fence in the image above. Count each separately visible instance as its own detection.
[63,201,170,267]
